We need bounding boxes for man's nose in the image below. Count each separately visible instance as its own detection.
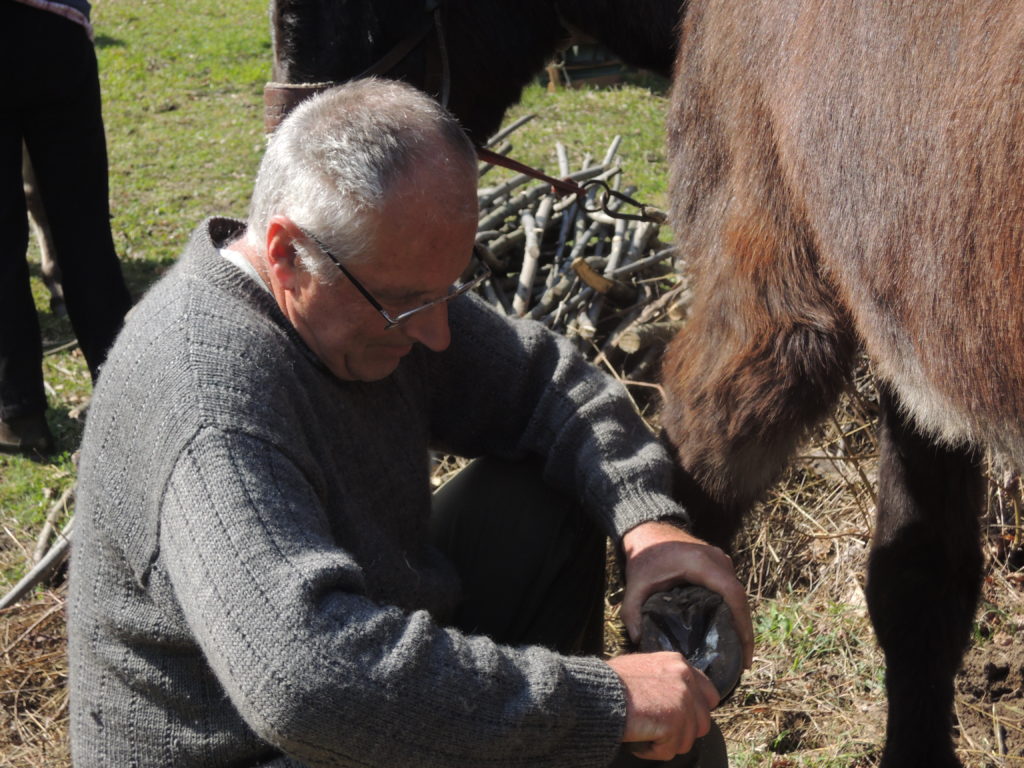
[404,303,451,352]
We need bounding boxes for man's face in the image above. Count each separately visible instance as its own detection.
[272,163,479,382]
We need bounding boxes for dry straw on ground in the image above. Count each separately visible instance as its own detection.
[1,590,70,768]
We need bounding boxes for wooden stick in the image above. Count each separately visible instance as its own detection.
[514,211,541,316]
[612,248,675,278]
[572,257,636,305]
[0,517,73,611]
[599,305,646,356]
[478,172,535,210]
[486,228,527,258]
[43,338,79,356]
[33,484,75,564]
[604,217,629,276]
[626,220,657,266]
[602,135,623,168]
[556,142,570,177]
[534,195,555,234]
[612,320,685,354]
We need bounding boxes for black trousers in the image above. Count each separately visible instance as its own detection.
[431,457,728,768]
[0,2,131,420]
[431,456,607,654]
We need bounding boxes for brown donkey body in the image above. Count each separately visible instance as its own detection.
[661,2,1024,765]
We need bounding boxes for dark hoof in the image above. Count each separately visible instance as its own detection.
[878,740,962,768]
[638,585,744,699]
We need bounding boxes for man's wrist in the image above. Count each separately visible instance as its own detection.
[622,518,698,560]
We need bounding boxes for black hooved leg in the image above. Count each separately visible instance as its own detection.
[866,385,984,768]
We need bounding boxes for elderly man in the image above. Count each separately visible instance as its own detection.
[68,79,752,768]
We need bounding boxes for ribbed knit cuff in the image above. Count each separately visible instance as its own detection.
[600,478,690,540]
[559,655,628,767]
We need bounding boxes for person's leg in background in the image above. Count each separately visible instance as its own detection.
[0,2,132,454]
[0,2,50,452]
[21,5,131,380]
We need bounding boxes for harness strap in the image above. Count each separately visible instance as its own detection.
[477,147,666,224]
[357,14,435,81]
[265,1,448,133]
[476,146,583,197]
[264,81,333,133]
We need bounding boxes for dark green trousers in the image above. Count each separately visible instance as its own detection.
[430,457,728,768]
[431,456,607,654]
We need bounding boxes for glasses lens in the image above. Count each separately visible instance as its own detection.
[386,252,490,329]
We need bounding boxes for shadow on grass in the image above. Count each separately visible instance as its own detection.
[94,34,126,49]
[622,71,670,95]
[48,404,87,457]
[539,69,670,96]
[4,415,84,464]
[121,256,178,301]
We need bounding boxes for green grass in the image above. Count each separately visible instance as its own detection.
[500,78,672,210]
[720,596,886,767]
[756,600,878,679]
[96,0,271,263]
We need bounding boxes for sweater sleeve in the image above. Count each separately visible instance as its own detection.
[426,295,689,540]
[160,426,626,768]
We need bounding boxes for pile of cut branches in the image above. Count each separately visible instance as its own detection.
[473,117,683,419]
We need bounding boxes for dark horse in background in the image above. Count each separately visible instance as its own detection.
[660,1,1024,766]
[269,0,682,143]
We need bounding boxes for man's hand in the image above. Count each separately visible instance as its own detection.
[620,520,754,668]
[607,651,720,759]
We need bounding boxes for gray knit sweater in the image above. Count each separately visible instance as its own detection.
[68,218,688,768]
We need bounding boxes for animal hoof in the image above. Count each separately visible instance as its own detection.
[638,585,744,699]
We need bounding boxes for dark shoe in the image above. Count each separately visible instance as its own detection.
[0,414,56,455]
[609,723,729,768]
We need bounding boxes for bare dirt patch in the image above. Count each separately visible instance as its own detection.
[953,571,1024,766]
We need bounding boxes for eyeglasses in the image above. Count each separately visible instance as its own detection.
[300,229,491,330]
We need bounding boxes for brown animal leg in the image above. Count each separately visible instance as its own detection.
[660,205,856,549]
[866,384,983,768]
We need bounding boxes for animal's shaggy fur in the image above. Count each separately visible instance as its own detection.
[660,2,1024,765]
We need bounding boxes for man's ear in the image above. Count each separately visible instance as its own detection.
[265,215,304,291]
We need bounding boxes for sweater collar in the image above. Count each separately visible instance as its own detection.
[188,217,331,375]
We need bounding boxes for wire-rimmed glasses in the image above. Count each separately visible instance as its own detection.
[300,228,491,330]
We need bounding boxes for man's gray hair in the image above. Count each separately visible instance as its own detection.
[247,78,477,283]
